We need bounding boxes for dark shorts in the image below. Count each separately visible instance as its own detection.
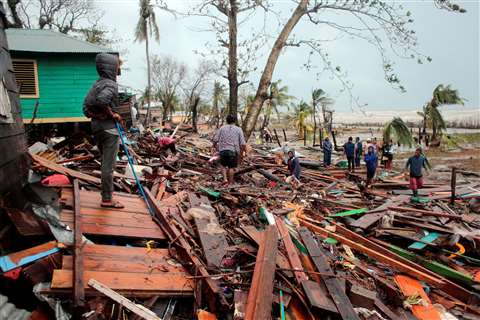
[367,169,376,179]
[220,150,238,168]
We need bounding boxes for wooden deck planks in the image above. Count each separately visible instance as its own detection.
[51,270,194,295]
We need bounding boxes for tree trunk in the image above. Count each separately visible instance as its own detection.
[191,96,200,133]
[145,33,152,126]
[227,0,239,119]
[241,0,308,141]
[312,103,317,146]
[7,0,24,28]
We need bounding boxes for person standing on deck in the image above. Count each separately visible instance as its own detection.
[364,146,378,187]
[405,147,429,197]
[212,115,246,185]
[83,53,124,209]
[322,137,333,166]
[354,137,363,168]
[343,137,355,172]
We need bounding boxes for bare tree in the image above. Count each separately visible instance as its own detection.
[151,55,187,124]
[182,61,214,132]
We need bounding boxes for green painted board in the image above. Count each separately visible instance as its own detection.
[408,232,440,250]
[388,244,474,285]
[330,208,367,218]
[198,186,221,198]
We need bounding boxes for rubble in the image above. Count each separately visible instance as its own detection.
[1,126,480,320]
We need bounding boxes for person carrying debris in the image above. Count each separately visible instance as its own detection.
[212,115,246,185]
[405,147,429,197]
[343,136,356,172]
[286,148,301,187]
[364,145,378,187]
[354,136,363,168]
[83,53,124,209]
[322,136,332,166]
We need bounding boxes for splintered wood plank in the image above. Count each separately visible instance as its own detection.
[88,279,161,320]
[73,179,85,307]
[31,152,101,184]
[245,225,278,320]
[188,193,228,268]
[60,210,165,240]
[4,208,47,236]
[52,270,194,295]
[299,227,360,320]
[0,241,59,272]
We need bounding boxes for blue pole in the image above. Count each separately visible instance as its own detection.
[115,122,155,216]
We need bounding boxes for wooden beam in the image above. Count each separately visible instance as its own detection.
[298,227,359,320]
[73,179,85,308]
[88,279,161,320]
[245,225,278,320]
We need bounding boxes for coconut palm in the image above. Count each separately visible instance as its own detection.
[311,88,333,143]
[419,84,465,142]
[383,117,413,147]
[134,0,160,126]
[292,100,311,137]
[261,80,294,129]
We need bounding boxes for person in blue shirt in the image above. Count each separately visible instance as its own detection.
[405,147,429,197]
[343,136,356,172]
[364,145,378,187]
[322,137,333,166]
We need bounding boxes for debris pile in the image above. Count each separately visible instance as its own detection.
[1,126,480,320]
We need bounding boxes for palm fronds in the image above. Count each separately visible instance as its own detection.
[383,117,413,147]
[431,84,465,107]
[135,0,159,42]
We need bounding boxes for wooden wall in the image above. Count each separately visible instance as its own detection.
[0,5,28,197]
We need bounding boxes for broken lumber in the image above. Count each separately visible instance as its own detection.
[88,279,161,320]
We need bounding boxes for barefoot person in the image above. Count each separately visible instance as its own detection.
[322,137,333,166]
[286,148,301,187]
[405,147,429,197]
[343,136,355,172]
[83,53,124,208]
[213,115,246,185]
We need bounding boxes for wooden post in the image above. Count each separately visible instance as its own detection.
[282,128,287,142]
[73,179,84,308]
[303,127,307,146]
[319,127,323,148]
[273,129,282,147]
[450,167,457,205]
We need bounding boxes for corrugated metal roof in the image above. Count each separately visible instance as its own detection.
[5,28,116,53]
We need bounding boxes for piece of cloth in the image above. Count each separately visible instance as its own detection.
[213,124,246,153]
[344,142,355,157]
[219,150,238,168]
[158,137,176,153]
[409,176,424,191]
[287,156,301,179]
[94,130,119,202]
[83,53,120,133]
[406,155,427,178]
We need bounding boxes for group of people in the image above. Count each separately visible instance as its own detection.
[82,52,427,207]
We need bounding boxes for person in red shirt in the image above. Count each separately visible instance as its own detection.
[157,136,177,154]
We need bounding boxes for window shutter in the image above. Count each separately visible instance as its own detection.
[12,60,39,98]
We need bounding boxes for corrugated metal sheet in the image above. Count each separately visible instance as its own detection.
[5,29,115,53]
[0,294,31,320]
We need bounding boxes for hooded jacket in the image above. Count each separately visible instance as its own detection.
[83,53,119,133]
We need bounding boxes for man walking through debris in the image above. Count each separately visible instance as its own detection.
[213,115,246,185]
[354,136,363,168]
[83,53,124,208]
[286,148,301,187]
[344,136,356,172]
[364,145,378,187]
[322,136,332,166]
[405,147,429,197]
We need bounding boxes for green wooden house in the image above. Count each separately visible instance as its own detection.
[5,28,117,124]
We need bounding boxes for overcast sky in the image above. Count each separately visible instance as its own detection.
[98,0,479,112]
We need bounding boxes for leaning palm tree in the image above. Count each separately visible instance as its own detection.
[262,80,294,129]
[292,100,311,137]
[135,0,159,126]
[383,117,413,147]
[418,84,465,143]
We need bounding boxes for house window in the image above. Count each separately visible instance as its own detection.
[12,59,39,98]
